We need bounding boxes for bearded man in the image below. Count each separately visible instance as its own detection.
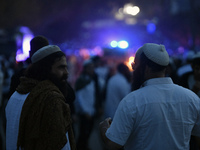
[99,43,200,150]
[5,45,76,150]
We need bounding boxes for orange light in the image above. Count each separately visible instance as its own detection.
[125,56,135,71]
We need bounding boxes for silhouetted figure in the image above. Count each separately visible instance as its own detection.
[8,35,49,98]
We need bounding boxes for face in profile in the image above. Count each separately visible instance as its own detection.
[49,56,69,96]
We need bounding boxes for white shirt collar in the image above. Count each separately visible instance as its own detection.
[141,77,173,88]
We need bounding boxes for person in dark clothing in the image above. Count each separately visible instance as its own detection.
[6,45,76,150]
[9,35,76,109]
[8,35,49,98]
[75,59,101,150]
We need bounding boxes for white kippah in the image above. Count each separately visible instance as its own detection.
[141,43,169,66]
[31,45,61,63]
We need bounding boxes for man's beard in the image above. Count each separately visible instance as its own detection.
[49,74,75,104]
[131,67,145,91]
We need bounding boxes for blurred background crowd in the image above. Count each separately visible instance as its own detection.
[0,0,200,149]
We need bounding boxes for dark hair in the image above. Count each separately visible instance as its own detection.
[30,35,49,57]
[25,51,65,81]
[140,52,167,72]
[192,58,200,68]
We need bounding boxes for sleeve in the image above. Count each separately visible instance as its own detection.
[192,101,200,137]
[105,96,136,146]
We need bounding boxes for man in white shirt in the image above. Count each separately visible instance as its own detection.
[99,43,200,150]
[104,63,131,118]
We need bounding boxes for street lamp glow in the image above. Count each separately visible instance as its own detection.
[124,4,140,16]
[110,40,118,48]
[118,40,129,49]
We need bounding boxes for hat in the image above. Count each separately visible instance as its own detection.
[31,45,61,63]
[140,43,169,66]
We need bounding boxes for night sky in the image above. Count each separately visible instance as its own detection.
[0,0,200,51]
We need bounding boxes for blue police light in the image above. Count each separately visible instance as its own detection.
[147,22,156,34]
[110,40,118,48]
[118,40,129,49]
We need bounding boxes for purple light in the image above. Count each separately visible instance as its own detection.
[22,35,34,56]
[16,26,34,62]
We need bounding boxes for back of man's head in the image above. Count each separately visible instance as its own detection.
[29,35,49,58]
[137,43,169,72]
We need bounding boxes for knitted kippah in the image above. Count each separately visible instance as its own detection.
[141,43,169,66]
[31,45,61,63]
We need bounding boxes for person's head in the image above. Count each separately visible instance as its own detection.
[91,55,101,68]
[82,59,95,77]
[29,35,49,58]
[131,43,169,91]
[117,63,131,82]
[25,45,68,93]
[191,52,200,81]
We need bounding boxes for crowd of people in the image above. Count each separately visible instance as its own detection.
[0,35,200,150]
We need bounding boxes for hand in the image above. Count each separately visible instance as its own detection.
[99,117,112,131]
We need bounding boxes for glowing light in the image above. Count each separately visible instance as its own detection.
[125,56,135,71]
[79,48,90,59]
[178,46,185,54]
[110,41,118,48]
[16,26,34,62]
[16,53,28,61]
[129,56,135,64]
[115,12,124,20]
[124,4,140,16]
[16,34,34,62]
[93,46,104,56]
[125,18,137,25]
[23,35,34,56]
[118,40,129,49]
[147,22,156,34]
